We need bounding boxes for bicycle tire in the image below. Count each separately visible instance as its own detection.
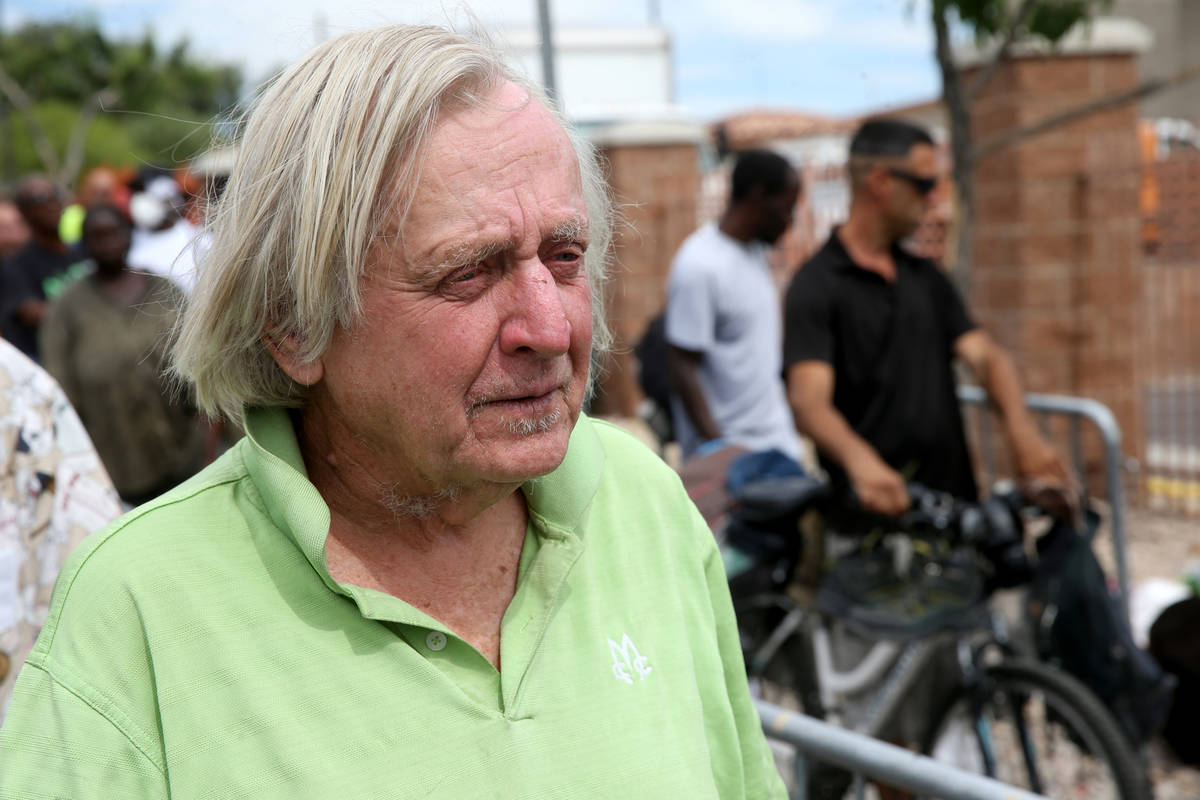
[921,658,1150,800]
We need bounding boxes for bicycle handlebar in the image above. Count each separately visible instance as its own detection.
[728,477,1045,590]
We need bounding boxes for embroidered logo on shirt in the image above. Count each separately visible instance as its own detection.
[608,633,652,684]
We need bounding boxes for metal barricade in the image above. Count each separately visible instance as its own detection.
[957,385,1131,617]
[756,699,1047,800]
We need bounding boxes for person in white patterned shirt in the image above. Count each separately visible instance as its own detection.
[0,337,121,719]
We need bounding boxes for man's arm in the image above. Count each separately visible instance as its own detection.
[953,329,1072,484]
[667,345,722,444]
[786,359,909,515]
[0,662,169,796]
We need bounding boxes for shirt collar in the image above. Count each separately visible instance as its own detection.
[826,226,914,274]
[239,406,606,583]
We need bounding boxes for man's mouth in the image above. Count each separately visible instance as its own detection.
[468,383,568,417]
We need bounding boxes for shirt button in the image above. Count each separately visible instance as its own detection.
[426,631,447,651]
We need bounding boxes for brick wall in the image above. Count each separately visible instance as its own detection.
[590,141,701,417]
[967,53,1145,486]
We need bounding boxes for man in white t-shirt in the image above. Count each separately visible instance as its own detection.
[128,176,203,294]
[665,149,802,462]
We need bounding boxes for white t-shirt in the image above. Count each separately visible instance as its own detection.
[664,223,801,461]
[128,220,204,295]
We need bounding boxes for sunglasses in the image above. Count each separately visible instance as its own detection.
[887,169,938,196]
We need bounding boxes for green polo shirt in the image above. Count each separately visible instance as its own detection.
[0,408,784,798]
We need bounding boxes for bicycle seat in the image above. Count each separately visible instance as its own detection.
[733,475,830,524]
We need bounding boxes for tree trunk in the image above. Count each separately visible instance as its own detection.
[933,1,976,298]
[60,88,118,188]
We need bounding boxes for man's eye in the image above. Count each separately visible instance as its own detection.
[547,249,584,275]
[438,264,493,298]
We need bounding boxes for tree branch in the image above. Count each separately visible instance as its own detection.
[965,0,1040,104]
[974,61,1200,163]
[0,62,61,178]
[61,88,118,187]
[934,0,977,292]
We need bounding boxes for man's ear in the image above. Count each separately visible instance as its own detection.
[263,329,324,387]
[865,164,891,198]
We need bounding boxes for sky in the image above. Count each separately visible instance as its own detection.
[5,0,941,121]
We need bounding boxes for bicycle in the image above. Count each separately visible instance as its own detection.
[721,475,1150,800]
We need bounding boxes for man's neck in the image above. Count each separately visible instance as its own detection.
[838,205,898,282]
[295,402,522,544]
[296,404,531,671]
[718,208,755,244]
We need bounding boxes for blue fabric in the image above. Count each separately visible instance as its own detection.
[694,438,728,458]
[725,448,806,496]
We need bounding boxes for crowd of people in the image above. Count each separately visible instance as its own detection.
[0,166,218,507]
[0,166,223,727]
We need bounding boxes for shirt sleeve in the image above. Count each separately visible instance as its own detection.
[700,530,789,799]
[0,662,169,798]
[782,263,834,368]
[664,258,717,354]
[931,265,976,351]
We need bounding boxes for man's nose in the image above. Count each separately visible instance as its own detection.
[498,261,572,357]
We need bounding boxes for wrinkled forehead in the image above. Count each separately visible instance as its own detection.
[382,82,584,246]
[426,82,578,181]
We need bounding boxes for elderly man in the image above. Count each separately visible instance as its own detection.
[0,26,784,798]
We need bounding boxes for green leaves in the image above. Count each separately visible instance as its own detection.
[935,0,1111,45]
[0,18,243,182]
[1027,1,1104,42]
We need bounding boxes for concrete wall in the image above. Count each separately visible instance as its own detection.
[1111,0,1200,120]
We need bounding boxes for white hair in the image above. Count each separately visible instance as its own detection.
[172,25,613,424]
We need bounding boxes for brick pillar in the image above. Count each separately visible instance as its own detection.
[967,49,1145,483]
[589,131,701,418]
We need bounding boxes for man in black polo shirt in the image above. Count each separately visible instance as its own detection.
[784,119,1067,515]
